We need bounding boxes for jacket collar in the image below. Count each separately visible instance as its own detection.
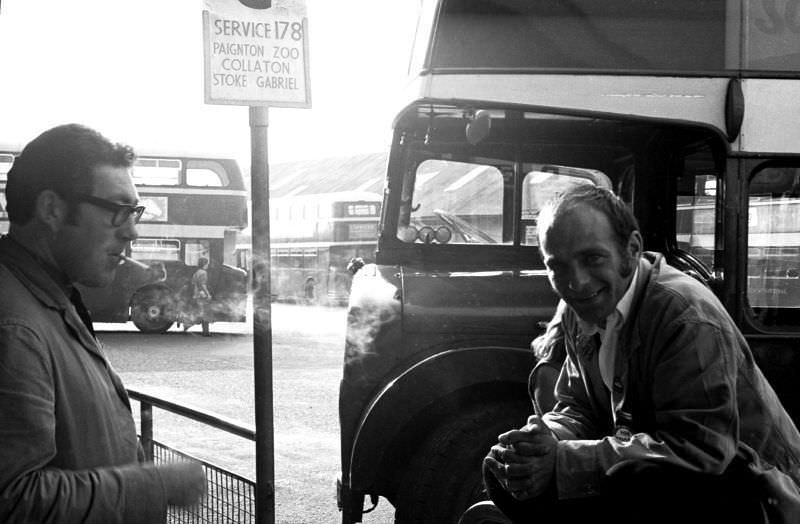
[0,235,72,311]
[619,251,663,359]
[0,235,100,350]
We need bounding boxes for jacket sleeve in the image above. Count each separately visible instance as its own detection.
[0,322,168,523]
[544,316,739,499]
[542,350,601,439]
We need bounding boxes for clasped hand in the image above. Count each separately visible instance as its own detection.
[483,415,557,500]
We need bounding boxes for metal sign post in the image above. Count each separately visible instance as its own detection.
[250,105,274,524]
[202,2,310,523]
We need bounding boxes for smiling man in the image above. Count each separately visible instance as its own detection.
[483,185,800,523]
[0,124,206,523]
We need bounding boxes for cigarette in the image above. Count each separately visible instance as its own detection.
[117,254,150,270]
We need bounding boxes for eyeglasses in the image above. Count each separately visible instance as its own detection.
[73,193,146,227]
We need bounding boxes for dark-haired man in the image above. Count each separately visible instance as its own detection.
[0,124,206,522]
[484,184,800,523]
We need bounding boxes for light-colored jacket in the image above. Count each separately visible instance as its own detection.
[0,236,168,523]
[543,252,800,500]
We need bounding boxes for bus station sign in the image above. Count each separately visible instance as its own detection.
[203,0,311,107]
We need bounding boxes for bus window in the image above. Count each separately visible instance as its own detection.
[0,193,6,220]
[748,166,800,329]
[185,240,211,267]
[131,238,181,261]
[397,158,507,245]
[520,165,611,246]
[0,153,14,182]
[346,203,378,216]
[186,160,229,187]
[133,158,181,186]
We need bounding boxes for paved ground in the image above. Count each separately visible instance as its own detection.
[97,303,395,524]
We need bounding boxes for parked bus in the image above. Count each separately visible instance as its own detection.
[0,151,248,333]
[338,1,800,523]
[236,191,380,305]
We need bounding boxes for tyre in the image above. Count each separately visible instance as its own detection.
[394,399,530,524]
[131,287,177,333]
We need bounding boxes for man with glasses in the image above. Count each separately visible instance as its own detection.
[0,124,206,522]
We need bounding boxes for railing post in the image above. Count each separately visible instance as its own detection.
[140,400,154,462]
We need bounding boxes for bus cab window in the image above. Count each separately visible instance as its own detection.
[520,165,611,246]
[675,173,717,270]
[748,166,800,329]
[397,158,507,245]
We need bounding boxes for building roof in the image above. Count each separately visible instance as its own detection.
[269,152,388,198]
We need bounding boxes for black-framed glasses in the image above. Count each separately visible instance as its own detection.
[73,193,146,227]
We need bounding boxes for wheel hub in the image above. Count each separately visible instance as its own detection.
[146,305,161,319]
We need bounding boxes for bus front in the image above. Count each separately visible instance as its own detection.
[339,1,800,523]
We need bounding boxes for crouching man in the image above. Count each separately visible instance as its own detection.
[484,185,800,523]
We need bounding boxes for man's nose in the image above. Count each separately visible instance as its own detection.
[117,219,138,242]
[567,264,590,291]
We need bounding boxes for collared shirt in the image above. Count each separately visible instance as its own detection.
[577,266,639,392]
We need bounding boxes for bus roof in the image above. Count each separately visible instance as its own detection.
[398,74,731,136]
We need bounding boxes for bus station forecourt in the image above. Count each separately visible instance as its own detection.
[98,302,397,524]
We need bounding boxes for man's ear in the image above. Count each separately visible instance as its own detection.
[34,190,68,233]
[628,230,643,258]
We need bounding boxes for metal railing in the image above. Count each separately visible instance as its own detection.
[128,388,257,523]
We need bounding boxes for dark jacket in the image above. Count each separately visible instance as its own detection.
[543,252,800,500]
[0,236,167,523]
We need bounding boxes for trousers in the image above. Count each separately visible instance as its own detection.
[483,458,767,524]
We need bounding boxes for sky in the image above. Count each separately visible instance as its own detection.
[0,0,420,166]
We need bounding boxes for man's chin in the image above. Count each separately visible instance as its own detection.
[570,301,613,325]
[78,268,116,288]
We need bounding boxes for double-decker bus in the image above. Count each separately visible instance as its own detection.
[237,191,380,305]
[0,150,248,333]
[338,1,800,522]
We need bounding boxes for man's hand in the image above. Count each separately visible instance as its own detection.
[483,415,557,500]
[158,461,207,507]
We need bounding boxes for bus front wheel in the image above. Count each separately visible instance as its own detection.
[394,399,529,524]
[131,287,177,333]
